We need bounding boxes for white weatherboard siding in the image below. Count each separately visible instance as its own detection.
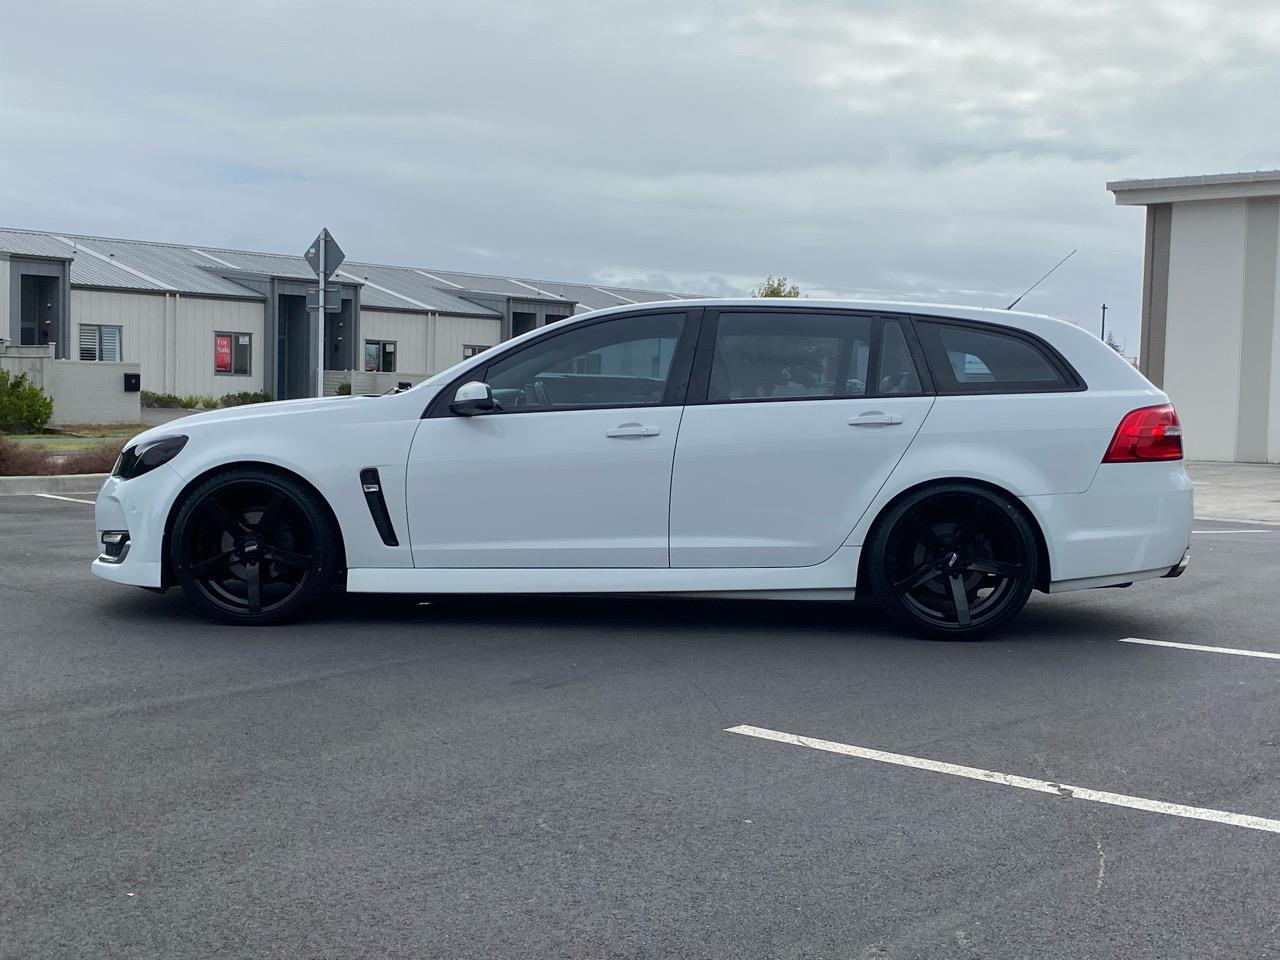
[71,290,265,397]
[71,288,166,388]
[1271,243,1280,462]
[177,296,265,397]
[432,314,501,372]
[0,263,9,339]
[1163,200,1247,462]
[358,310,430,373]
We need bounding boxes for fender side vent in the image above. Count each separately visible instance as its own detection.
[359,468,400,547]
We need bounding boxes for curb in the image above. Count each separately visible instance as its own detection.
[0,473,108,496]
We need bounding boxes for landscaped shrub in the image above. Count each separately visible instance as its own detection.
[218,390,273,407]
[141,390,182,408]
[0,371,55,433]
[335,379,352,396]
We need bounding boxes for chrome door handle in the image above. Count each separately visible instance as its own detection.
[606,423,661,438]
[848,412,903,427]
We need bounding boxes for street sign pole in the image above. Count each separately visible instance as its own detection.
[304,229,345,398]
[315,240,325,398]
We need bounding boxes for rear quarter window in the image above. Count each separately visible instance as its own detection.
[915,319,1081,394]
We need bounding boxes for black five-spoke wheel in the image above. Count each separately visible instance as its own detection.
[171,468,340,624]
[868,483,1039,639]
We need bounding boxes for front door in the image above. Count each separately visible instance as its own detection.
[669,309,934,568]
[406,309,697,568]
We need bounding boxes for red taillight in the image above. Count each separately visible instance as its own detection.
[1102,403,1183,463]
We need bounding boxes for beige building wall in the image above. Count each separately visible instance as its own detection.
[1162,200,1248,462]
[431,314,501,372]
[358,309,430,373]
[71,289,265,398]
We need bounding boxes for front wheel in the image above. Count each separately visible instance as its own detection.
[170,468,341,625]
[867,483,1039,639]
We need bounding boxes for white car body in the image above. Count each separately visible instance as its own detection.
[92,299,1192,632]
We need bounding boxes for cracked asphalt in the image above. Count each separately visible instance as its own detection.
[3,492,1280,959]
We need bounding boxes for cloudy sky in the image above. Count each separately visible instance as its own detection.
[3,1,1279,353]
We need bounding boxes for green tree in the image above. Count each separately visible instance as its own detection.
[753,275,802,298]
[1105,330,1124,354]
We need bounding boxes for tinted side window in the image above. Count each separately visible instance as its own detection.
[484,312,685,411]
[708,312,872,402]
[877,320,923,394]
[917,320,1070,393]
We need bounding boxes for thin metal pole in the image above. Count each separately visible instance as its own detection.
[315,235,325,397]
[1101,303,1108,342]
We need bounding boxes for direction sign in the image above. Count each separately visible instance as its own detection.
[304,228,345,281]
[306,284,343,314]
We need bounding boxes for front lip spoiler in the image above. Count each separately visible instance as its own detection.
[1163,548,1190,578]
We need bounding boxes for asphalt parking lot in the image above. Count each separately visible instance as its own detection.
[3,482,1280,959]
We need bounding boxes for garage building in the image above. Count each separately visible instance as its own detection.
[0,227,697,415]
[1108,171,1280,463]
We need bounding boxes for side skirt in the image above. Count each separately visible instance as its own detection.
[345,546,861,595]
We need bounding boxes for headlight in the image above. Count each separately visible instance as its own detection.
[113,434,188,480]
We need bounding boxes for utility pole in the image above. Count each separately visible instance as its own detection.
[1100,303,1108,343]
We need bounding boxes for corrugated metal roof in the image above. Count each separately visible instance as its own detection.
[0,226,699,314]
[338,263,502,316]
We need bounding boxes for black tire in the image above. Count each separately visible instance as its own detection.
[867,482,1038,640]
[170,468,341,625]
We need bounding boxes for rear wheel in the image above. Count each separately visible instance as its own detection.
[867,483,1038,639]
[170,468,340,625]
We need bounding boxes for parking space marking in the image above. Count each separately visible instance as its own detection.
[726,724,1280,834]
[33,494,96,505]
[1192,529,1272,534]
[1119,637,1280,661]
[1195,515,1280,527]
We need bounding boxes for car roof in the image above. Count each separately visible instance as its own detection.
[572,297,1076,332]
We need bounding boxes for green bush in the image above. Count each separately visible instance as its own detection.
[0,371,55,433]
[218,390,273,408]
[335,379,352,396]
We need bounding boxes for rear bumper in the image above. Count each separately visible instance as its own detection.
[1024,461,1193,589]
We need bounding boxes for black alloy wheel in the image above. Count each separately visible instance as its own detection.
[170,468,340,625]
[868,483,1039,639]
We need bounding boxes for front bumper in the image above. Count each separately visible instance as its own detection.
[90,464,183,589]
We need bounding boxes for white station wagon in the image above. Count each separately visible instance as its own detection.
[92,299,1192,638]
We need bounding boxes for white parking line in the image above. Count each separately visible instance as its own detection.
[1192,529,1272,534]
[34,493,95,505]
[725,724,1280,834]
[1119,637,1280,661]
[1195,516,1280,527]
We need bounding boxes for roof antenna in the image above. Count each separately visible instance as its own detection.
[1006,248,1076,310]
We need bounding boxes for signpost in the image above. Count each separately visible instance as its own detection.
[304,229,345,397]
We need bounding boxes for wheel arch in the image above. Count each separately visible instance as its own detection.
[855,477,1051,596]
[161,461,347,587]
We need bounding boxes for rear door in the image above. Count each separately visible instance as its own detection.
[668,309,935,568]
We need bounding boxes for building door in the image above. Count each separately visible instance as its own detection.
[276,294,311,399]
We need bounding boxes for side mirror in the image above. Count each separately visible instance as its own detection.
[449,380,498,416]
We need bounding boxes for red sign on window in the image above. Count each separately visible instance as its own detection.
[214,334,232,373]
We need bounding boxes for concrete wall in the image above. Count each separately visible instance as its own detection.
[71,289,266,399]
[1164,200,1248,461]
[49,359,141,425]
[0,344,140,425]
[1160,198,1280,462]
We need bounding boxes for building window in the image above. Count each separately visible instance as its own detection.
[462,344,492,359]
[215,332,252,375]
[79,324,122,362]
[364,340,396,372]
